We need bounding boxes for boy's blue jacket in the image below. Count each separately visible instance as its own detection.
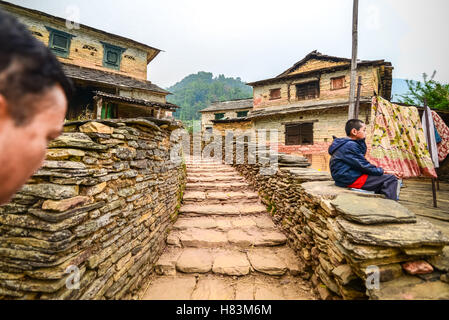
[328,137,384,187]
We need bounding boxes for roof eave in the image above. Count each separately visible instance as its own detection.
[247,60,391,87]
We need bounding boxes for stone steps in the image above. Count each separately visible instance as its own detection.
[182,191,259,205]
[187,176,245,183]
[172,216,277,231]
[154,247,303,277]
[185,182,250,192]
[179,203,267,216]
[142,273,316,300]
[141,159,316,300]
[187,166,236,174]
[166,227,288,249]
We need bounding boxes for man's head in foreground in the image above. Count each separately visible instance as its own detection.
[345,119,366,140]
[0,9,73,204]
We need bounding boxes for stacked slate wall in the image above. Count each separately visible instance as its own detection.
[227,141,449,300]
[0,119,186,300]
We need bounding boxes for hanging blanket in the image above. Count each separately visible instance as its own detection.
[431,111,449,162]
[366,96,437,178]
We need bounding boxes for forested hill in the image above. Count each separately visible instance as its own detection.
[167,72,253,120]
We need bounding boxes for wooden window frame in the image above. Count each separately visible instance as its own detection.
[330,76,346,90]
[285,122,314,146]
[46,26,74,58]
[214,113,225,120]
[295,81,320,101]
[269,88,282,100]
[101,41,126,70]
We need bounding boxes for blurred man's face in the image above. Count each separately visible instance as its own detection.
[0,84,67,204]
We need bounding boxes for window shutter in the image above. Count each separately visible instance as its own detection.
[215,113,225,120]
[331,76,345,90]
[300,123,313,144]
[285,123,314,145]
[296,82,319,100]
[285,124,301,145]
[53,34,69,50]
[46,27,74,58]
[270,88,281,100]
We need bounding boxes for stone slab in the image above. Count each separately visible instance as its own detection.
[155,248,183,276]
[212,251,251,276]
[179,229,228,248]
[336,217,449,248]
[367,276,449,300]
[428,247,449,272]
[247,249,288,276]
[331,194,416,225]
[176,249,213,273]
[142,276,197,300]
[173,217,216,230]
[302,181,383,200]
[191,278,235,300]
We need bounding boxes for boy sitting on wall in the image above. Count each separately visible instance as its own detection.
[328,119,399,200]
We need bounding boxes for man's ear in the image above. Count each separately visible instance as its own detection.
[350,128,358,137]
[0,94,10,124]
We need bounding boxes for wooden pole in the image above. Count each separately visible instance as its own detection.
[94,96,103,120]
[355,75,362,119]
[423,99,437,208]
[348,0,359,120]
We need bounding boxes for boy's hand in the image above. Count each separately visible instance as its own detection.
[384,170,403,179]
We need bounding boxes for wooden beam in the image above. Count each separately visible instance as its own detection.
[94,96,103,120]
[348,0,359,119]
[281,120,319,125]
[355,75,362,119]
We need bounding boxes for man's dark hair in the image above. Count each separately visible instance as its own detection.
[0,9,73,126]
[345,119,365,136]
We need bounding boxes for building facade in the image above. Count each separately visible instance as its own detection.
[199,98,253,133]
[246,51,393,169]
[0,1,178,120]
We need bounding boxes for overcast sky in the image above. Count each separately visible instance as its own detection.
[7,0,449,88]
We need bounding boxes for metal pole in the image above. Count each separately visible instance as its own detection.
[348,0,359,120]
[423,99,438,208]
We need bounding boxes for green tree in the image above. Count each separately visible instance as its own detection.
[398,71,449,110]
[167,71,253,121]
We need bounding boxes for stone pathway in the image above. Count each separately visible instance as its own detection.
[141,158,316,300]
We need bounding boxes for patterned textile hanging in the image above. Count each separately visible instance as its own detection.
[431,110,449,162]
[366,96,437,178]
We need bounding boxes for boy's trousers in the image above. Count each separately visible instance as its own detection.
[361,174,399,200]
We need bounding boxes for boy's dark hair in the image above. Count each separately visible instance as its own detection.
[0,9,73,126]
[345,119,365,136]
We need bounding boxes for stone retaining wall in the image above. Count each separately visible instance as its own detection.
[228,142,449,300]
[0,118,186,300]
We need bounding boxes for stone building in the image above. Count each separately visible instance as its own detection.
[246,51,393,157]
[0,1,178,120]
[199,98,253,133]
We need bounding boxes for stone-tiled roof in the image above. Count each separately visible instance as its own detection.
[93,91,179,111]
[199,98,253,113]
[62,63,169,95]
[247,50,392,87]
[211,117,250,123]
[247,98,372,120]
[276,50,388,78]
